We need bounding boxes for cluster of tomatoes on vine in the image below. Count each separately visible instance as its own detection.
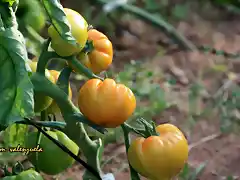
[12,8,189,180]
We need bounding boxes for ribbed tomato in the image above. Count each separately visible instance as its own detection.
[78,78,136,128]
[127,123,189,180]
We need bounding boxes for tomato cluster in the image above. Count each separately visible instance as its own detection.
[24,7,188,179]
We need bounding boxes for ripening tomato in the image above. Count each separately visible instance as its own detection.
[46,70,72,114]
[25,130,79,175]
[74,29,113,74]
[127,123,189,180]
[27,60,55,112]
[78,78,136,128]
[48,8,88,57]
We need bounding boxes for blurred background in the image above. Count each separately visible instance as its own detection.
[1,0,240,179]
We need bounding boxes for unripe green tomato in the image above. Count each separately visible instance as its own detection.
[48,8,88,57]
[17,0,46,32]
[2,169,43,180]
[25,130,79,175]
[27,60,55,112]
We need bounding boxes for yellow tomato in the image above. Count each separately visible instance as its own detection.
[78,78,136,128]
[48,8,88,57]
[76,29,113,74]
[127,124,189,180]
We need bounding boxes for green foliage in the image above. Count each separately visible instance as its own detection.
[3,124,27,147]
[1,0,16,6]
[41,0,78,46]
[0,27,34,129]
[17,0,46,32]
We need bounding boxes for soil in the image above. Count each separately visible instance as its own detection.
[43,1,240,180]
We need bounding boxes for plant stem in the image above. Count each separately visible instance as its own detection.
[30,73,106,133]
[18,119,66,130]
[36,38,51,74]
[30,74,105,179]
[25,118,102,180]
[121,124,141,180]
[66,56,103,80]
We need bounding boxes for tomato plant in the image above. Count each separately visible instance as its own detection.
[78,78,136,128]
[128,123,189,180]
[25,130,79,175]
[48,8,88,57]
[75,29,113,74]
[0,0,191,180]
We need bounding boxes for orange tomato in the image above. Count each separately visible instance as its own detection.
[78,78,136,128]
[127,124,189,180]
[75,29,113,74]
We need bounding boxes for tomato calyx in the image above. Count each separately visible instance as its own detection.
[82,40,94,54]
[123,118,159,138]
[137,118,159,137]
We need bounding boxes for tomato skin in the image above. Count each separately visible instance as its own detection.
[25,130,79,175]
[27,60,55,112]
[127,124,189,180]
[78,78,136,128]
[76,29,113,74]
[46,70,72,114]
[48,8,88,57]
[2,169,43,180]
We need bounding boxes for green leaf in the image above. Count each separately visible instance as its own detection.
[3,123,28,147]
[41,0,78,46]
[0,27,34,129]
[1,0,16,6]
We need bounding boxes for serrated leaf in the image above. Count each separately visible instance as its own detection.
[3,123,28,147]
[0,27,34,128]
[41,0,78,46]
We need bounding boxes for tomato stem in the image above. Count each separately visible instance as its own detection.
[36,38,51,75]
[66,56,103,80]
[30,73,107,179]
[19,119,66,130]
[30,73,106,133]
[121,124,141,180]
[25,118,102,180]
